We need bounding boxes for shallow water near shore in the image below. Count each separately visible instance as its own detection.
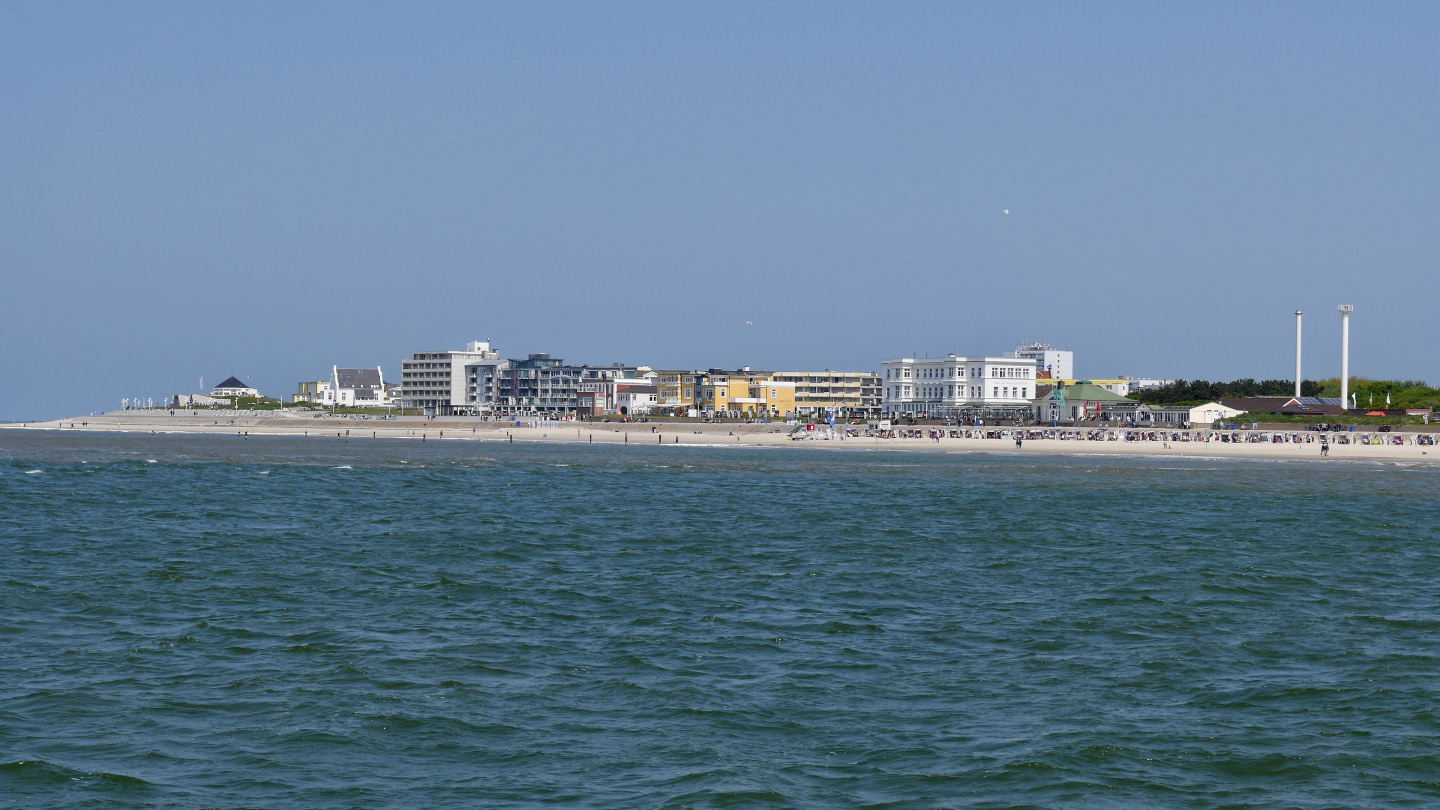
[3,431,1440,808]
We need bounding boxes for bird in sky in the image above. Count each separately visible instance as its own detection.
[745,321,754,326]
[1003,209,1010,215]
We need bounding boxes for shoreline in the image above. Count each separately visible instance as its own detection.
[5,413,1439,463]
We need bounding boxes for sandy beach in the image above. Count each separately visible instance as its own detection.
[7,411,1438,463]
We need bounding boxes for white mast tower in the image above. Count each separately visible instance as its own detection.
[1294,310,1303,398]
[1338,305,1354,409]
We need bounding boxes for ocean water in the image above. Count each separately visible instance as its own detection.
[3,431,1439,809]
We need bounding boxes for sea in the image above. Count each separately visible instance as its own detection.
[2,430,1439,809]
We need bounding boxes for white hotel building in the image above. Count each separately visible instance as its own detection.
[881,355,1039,417]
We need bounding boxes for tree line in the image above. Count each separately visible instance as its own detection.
[1132,379,1321,405]
[1133,378,1439,408]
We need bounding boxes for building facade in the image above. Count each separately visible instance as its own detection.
[655,370,692,414]
[401,340,501,415]
[616,384,658,415]
[772,371,883,417]
[576,371,657,416]
[293,380,330,403]
[464,356,511,415]
[1031,381,1133,423]
[494,355,641,415]
[684,369,781,417]
[881,355,1038,417]
[1121,377,1175,392]
[1010,342,1073,380]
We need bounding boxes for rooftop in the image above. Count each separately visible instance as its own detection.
[335,368,383,389]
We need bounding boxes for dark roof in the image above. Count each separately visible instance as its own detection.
[1220,396,1345,415]
[215,376,248,389]
[335,368,382,389]
[1280,401,1344,415]
[1219,396,1293,412]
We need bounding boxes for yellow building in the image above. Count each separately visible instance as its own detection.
[687,369,788,416]
[667,368,881,418]
[654,370,691,414]
[772,371,883,417]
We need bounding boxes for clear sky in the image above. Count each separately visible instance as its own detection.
[2,3,1437,418]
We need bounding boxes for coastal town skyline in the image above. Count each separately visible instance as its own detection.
[54,302,1392,422]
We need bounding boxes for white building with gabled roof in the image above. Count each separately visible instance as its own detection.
[329,366,387,407]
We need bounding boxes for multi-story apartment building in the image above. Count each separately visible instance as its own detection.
[772,371,883,418]
[660,368,882,418]
[401,340,500,415]
[494,354,640,415]
[464,356,511,415]
[686,369,779,417]
[1010,342,1073,380]
[881,355,1038,417]
[654,370,692,414]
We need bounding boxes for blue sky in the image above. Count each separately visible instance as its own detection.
[2,3,1437,418]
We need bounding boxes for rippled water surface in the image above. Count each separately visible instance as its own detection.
[3,431,1440,808]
